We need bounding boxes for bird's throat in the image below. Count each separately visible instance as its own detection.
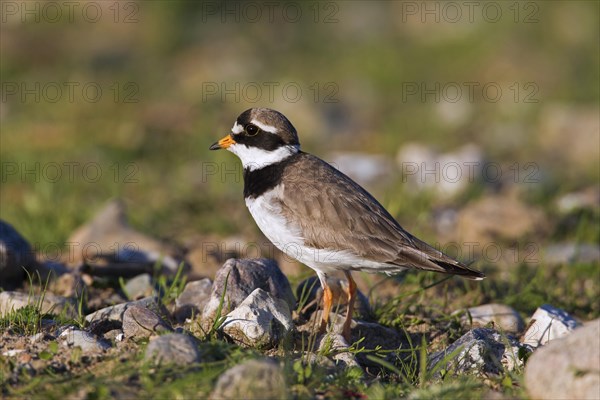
[243,152,299,199]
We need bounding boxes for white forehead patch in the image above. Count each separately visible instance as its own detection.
[250,119,278,134]
[231,121,244,134]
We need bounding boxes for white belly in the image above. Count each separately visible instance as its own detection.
[245,186,304,254]
[245,185,387,275]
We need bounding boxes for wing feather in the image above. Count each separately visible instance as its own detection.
[279,153,484,279]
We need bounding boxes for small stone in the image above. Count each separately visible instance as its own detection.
[0,291,77,319]
[103,329,123,342]
[0,220,37,288]
[525,319,600,399]
[538,105,599,175]
[396,142,437,177]
[522,304,581,348]
[3,349,25,357]
[202,258,295,328]
[317,334,360,369]
[396,143,485,199]
[60,328,111,353]
[30,333,44,343]
[123,274,153,300]
[85,296,167,324]
[432,207,459,237]
[328,152,394,186]
[67,199,188,275]
[48,272,86,298]
[299,311,411,368]
[428,328,529,376]
[556,186,600,213]
[210,359,286,400]
[122,305,172,339]
[456,303,524,334]
[174,278,212,322]
[543,243,600,266]
[456,192,547,244]
[221,288,293,349]
[144,333,201,366]
[29,333,46,343]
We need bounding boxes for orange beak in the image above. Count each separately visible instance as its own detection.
[209,135,236,150]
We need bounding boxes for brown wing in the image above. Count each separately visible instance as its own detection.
[279,153,484,279]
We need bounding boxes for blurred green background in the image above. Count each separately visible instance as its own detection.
[1,1,598,267]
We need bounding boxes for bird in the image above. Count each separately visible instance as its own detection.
[210,108,485,341]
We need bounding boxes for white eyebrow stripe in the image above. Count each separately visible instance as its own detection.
[250,119,278,134]
[231,121,244,134]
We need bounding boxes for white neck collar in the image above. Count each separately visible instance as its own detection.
[228,144,299,171]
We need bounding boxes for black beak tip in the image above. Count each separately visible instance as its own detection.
[209,142,221,151]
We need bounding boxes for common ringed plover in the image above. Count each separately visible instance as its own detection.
[210,108,484,341]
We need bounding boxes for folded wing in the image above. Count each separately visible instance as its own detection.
[279,153,484,279]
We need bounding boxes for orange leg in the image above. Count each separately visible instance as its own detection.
[342,271,357,341]
[319,280,333,334]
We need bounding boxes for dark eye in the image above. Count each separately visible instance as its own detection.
[245,124,260,136]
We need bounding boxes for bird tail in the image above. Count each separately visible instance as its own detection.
[431,258,485,280]
[406,236,486,280]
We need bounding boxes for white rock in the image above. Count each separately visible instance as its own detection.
[556,186,600,213]
[317,334,361,369]
[30,333,45,343]
[435,97,472,127]
[538,104,599,175]
[396,142,484,199]
[522,304,581,348]
[201,258,295,331]
[0,291,77,319]
[123,273,153,300]
[397,142,437,168]
[525,319,600,399]
[543,243,600,266]
[60,328,111,353]
[2,349,25,357]
[85,296,163,324]
[221,288,293,348]
[437,144,484,198]
[328,152,393,186]
[429,328,529,376]
[211,359,287,400]
[144,333,201,365]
